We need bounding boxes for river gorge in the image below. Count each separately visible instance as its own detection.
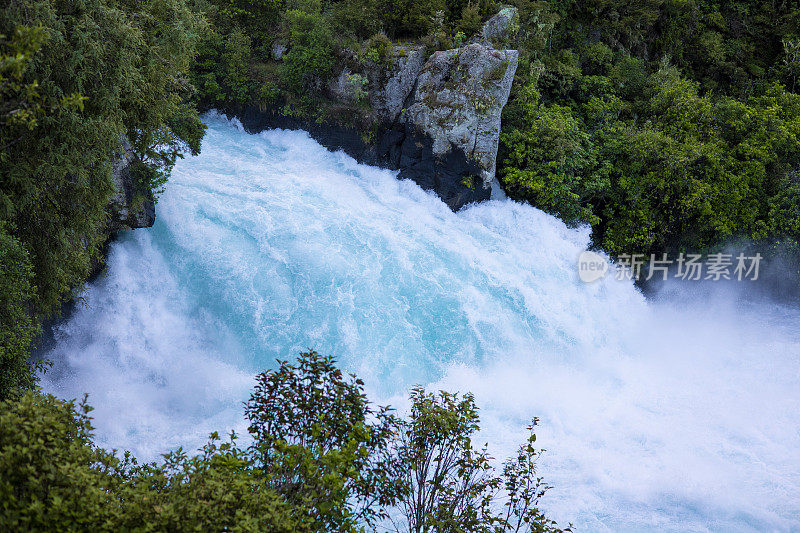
[40,114,800,532]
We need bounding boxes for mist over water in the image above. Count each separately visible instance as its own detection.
[41,114,800,531]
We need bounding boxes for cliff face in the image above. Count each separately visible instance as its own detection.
[88,138,155,277]
[402,44,518,187]
[370,35,518,208]
[106,136,156,233]
[233,8,519,210]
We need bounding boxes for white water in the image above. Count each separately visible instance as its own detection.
[42,114,800,531]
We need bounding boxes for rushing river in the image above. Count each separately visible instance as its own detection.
[41,113,800,531]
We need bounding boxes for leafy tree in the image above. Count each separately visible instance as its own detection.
[330,0,382,40]
[0,225,41,401]
[121,432,305,532]
[501,419,570,533]
[0,392,304,532]
[395,388,570,533]
[280,7,336,96]
[245,350,406,531]
[0,393,128,531]
[500,83,601,225]
[0,25,84,150]
[499,0,800,263]
[193,27,255,105]
[379,0,446,39]
[213,0,284,40]
[396,388,501,533]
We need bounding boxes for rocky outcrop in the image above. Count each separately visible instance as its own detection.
[363,10,518,209]
[373,46,426,122]
[401,44,518,186]
[231,8,519,210]
[271,43,287,61]
[84,138,155,278]
[106,137,156,232]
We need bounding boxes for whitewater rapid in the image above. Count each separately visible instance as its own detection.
[41,114,800,531]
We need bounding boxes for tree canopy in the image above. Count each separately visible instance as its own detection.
[499,0,800,260]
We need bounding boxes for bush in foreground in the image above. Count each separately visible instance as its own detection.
[0,351,569,532]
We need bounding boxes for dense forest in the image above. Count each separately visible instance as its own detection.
[1,0,205,401]
[3,0,800,529]
[498,0,800,259]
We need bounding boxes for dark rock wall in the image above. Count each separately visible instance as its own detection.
[229,105,490,210]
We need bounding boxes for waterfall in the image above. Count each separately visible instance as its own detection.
[41,113,800,531]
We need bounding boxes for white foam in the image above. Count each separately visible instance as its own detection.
[41,114,800,531]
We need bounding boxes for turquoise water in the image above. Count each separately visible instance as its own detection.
[42,114,800,531]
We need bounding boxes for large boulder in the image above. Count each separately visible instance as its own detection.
[354,10,519,210]
[230,8,520,211]
[375,8,519,209]
[403,43,518,186]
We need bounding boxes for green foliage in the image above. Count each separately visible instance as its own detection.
[0,393,126,531]
[185,0,800,264]
[500,83,600,225]
[501,419,571,533]
[499,0,800,261]
[396,389,569,533]
[0,353,569,532]
[213,0,284,39]
[192,27,255,105]
[397,388,500,533]
[508,0,558,57]
[0,392,303,532]
[245,350,405,531]
[0,25,83,141]
[330,0,381,40]
[0,225,39,401]
[188,0,502,119]
[380,0,446,39]
[346,73,369,103]
[124,433,303,532]
[281,7,336,95]
[456,4,482,38]
[0,0,205,399]
[365,32,393,67]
